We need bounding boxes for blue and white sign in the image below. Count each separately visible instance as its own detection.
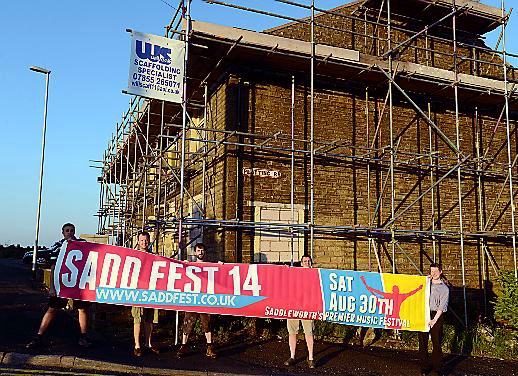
[126,31,185,103]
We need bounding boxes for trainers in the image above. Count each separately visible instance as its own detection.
[284,357,296,366]
[308,359,316,368]
[176,345,188,358]
[26,335,43,349]
[78,336,92,347]
[206,344,217,358]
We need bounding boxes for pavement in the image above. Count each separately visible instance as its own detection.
[1,258,517,376]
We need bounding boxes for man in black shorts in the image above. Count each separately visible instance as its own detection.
[176,243,217,358]
[26,223,92,348]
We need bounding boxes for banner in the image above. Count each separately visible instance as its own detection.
[126,31,185,102]
[55,241,430,332]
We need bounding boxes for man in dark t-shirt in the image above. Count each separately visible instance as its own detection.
[26,223,92,349]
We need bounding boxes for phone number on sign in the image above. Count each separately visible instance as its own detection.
[132,73,180,88]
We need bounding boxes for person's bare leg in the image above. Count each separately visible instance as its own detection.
[78,308,88,334]
[145,323,153,347]
[205,331,212,344]
[134,323,141,349]
[288,334,297,358]
[305,334,314,360]
[37,308,58,335]
[182,333,189,345]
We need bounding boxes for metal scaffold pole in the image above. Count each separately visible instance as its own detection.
[387,0,396,274]
[452,0,468,327]
[142,104,151,231]
[291,75,296,266]
[428,102,437,261]
[501,0,518,278]
[309,0,315,260]
[178,0,191,261]
[156,100,165,255]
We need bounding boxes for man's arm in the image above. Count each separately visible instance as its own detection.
[429,309,443,327]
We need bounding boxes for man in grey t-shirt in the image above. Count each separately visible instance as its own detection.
[418,263,449,376]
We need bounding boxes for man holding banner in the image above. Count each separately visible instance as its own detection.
[26,223,92,349]
[284,254,316,369]
[176,243,217,359]
[131,231,159,357]
[418,263,450,376]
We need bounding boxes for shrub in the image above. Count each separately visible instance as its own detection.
[493,270,518,328]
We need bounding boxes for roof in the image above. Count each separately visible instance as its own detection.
[188,19,512,97]
[266,0,504,36]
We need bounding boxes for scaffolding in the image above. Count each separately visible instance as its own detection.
[97,0,518,325]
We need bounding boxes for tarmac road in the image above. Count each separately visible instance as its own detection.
[0,258,517,376]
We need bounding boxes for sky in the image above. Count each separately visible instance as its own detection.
[0,0,516,247]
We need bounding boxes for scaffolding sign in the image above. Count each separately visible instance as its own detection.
[126,30,184,103]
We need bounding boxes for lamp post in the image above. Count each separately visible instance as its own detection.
[30,65,51,282]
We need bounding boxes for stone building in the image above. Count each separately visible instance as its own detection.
[98,0,518,321]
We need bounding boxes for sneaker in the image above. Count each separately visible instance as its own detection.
[134,347,143,357]
[78,336,92,348]
[176,345,188,358]
[284,357,296,366]
[308,359,316,368]
[26,335,43,349]
[206,344,217,358]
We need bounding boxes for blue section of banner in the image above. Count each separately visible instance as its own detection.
[95,287,265,308]
[319,269,385,328]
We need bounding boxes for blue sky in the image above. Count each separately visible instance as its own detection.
[0,0,516,247]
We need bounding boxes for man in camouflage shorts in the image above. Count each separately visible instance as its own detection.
[176,243,217,358]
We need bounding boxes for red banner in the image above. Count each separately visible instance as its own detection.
[54,241,430,331]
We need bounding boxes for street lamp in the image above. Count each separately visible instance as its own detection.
[30,65,51,282]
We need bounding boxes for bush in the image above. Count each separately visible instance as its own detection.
[493,270,518,328]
